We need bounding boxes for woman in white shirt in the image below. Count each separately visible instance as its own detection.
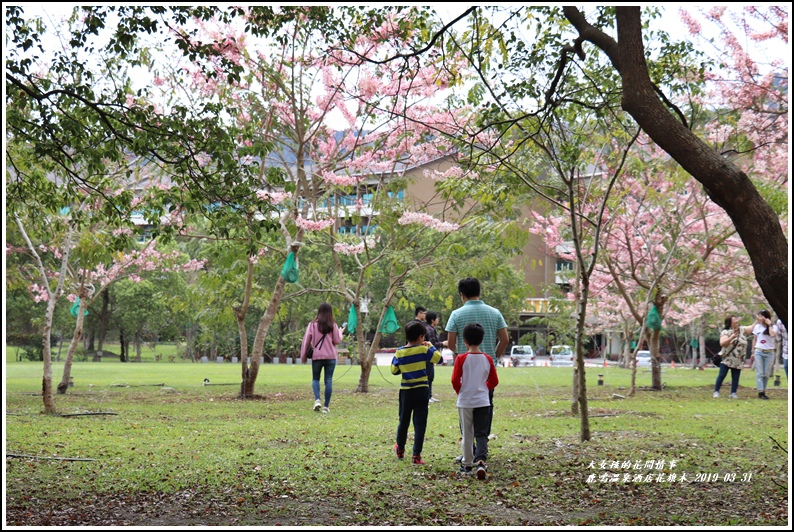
[748,310,778,400]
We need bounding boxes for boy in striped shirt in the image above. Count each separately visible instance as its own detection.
[391,320,443,465]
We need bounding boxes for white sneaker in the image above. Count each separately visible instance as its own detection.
[730,393,739,399]
[429,397,440,403]
[322,406,330,414]
[713,391,720,398]
[313,399,322,411]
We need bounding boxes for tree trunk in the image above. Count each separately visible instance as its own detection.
[86,329,95,352]
[244,273,289,398]
[649,295,667,390]
[96,289,110,358]
[698,319,707,369]
[134,331,142,362]
[573,283,590,441]
[236,304,251,395]
[356,328,379,394]
[119,330,128,363]
[41,294,59,413]
[58,294,89,394]
[649,328,662,390]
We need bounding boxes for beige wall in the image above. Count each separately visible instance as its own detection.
[401,156,557,297]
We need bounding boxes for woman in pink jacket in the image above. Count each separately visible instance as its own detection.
[301,302,343,413]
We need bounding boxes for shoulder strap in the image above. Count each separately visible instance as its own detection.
[314,332,328,349]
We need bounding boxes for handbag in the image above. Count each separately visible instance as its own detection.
[714,334,740,367]
[306,333,327,360]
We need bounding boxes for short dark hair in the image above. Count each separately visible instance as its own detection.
[425,311,439,324]
[463,323,485,346]
[405,320,427,342]
[723,315,734,331]
[458,277,481,299]
[415,306,426,317]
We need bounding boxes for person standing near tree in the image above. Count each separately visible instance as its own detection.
[748,309,778,400]
[300,302,343,413]
[445,277,509,461]
[776,317,787,380]
[423,311,446,403]
[712,315,750,399]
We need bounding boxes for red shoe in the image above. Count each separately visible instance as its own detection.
[411,455,425,465]
[394,444,404,460]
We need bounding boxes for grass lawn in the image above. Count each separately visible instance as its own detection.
[4,360,790,526]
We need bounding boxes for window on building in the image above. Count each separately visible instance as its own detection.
[556,259,573,272]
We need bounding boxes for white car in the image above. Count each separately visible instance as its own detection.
[507,345,535,367]
[549,345,574,366]
[635,350,652,368]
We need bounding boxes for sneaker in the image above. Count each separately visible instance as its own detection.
[476,461,487,480]
[313,399,322,411]
[394,444,404,460]
[730,393,739,399]
[759,392,769,400]
[459,465,473,476]
[322,406,330,413]
[453,455,463,464]
[429,397,440,403]
[712,391,720,398]
[412,455,426,465]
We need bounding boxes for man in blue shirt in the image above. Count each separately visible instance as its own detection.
[446,277,509,460]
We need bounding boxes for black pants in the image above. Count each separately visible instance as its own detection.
[426,362,435,397]
[396,387,430,456]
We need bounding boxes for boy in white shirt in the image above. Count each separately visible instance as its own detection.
[451,323,499,479]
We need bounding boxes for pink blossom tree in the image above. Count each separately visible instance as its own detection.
[143,8,468,397]
[591,148,761,392]
[11,187,205,410]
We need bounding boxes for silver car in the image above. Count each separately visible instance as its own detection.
[549,345,574,366]
[507,345,535,367]
[635,350,652,368]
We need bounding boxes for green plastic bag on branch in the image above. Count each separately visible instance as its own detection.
[69,297,88,318]
[347,305,358,335]
[280,252,299,283]
[646,305,662,331]
[379,305,400,335]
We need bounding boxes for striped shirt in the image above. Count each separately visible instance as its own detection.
[445,300,508,360]
[391,344,441,389]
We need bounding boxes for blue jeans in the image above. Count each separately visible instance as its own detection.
[714,364,741,394]
[784,358,788,379]
[753,349,774,391]
[311,359,336,407]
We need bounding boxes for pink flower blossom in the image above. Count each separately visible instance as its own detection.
[256,190,290,205]
[295,216,335,232]
[397,211,460,233]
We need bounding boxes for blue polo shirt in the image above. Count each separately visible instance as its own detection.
[445,300,507,360]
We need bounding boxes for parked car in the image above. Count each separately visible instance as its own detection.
[635,350,652,368]
[440,348,454,366]
[549,345,574,366]
[507,345,535,367]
